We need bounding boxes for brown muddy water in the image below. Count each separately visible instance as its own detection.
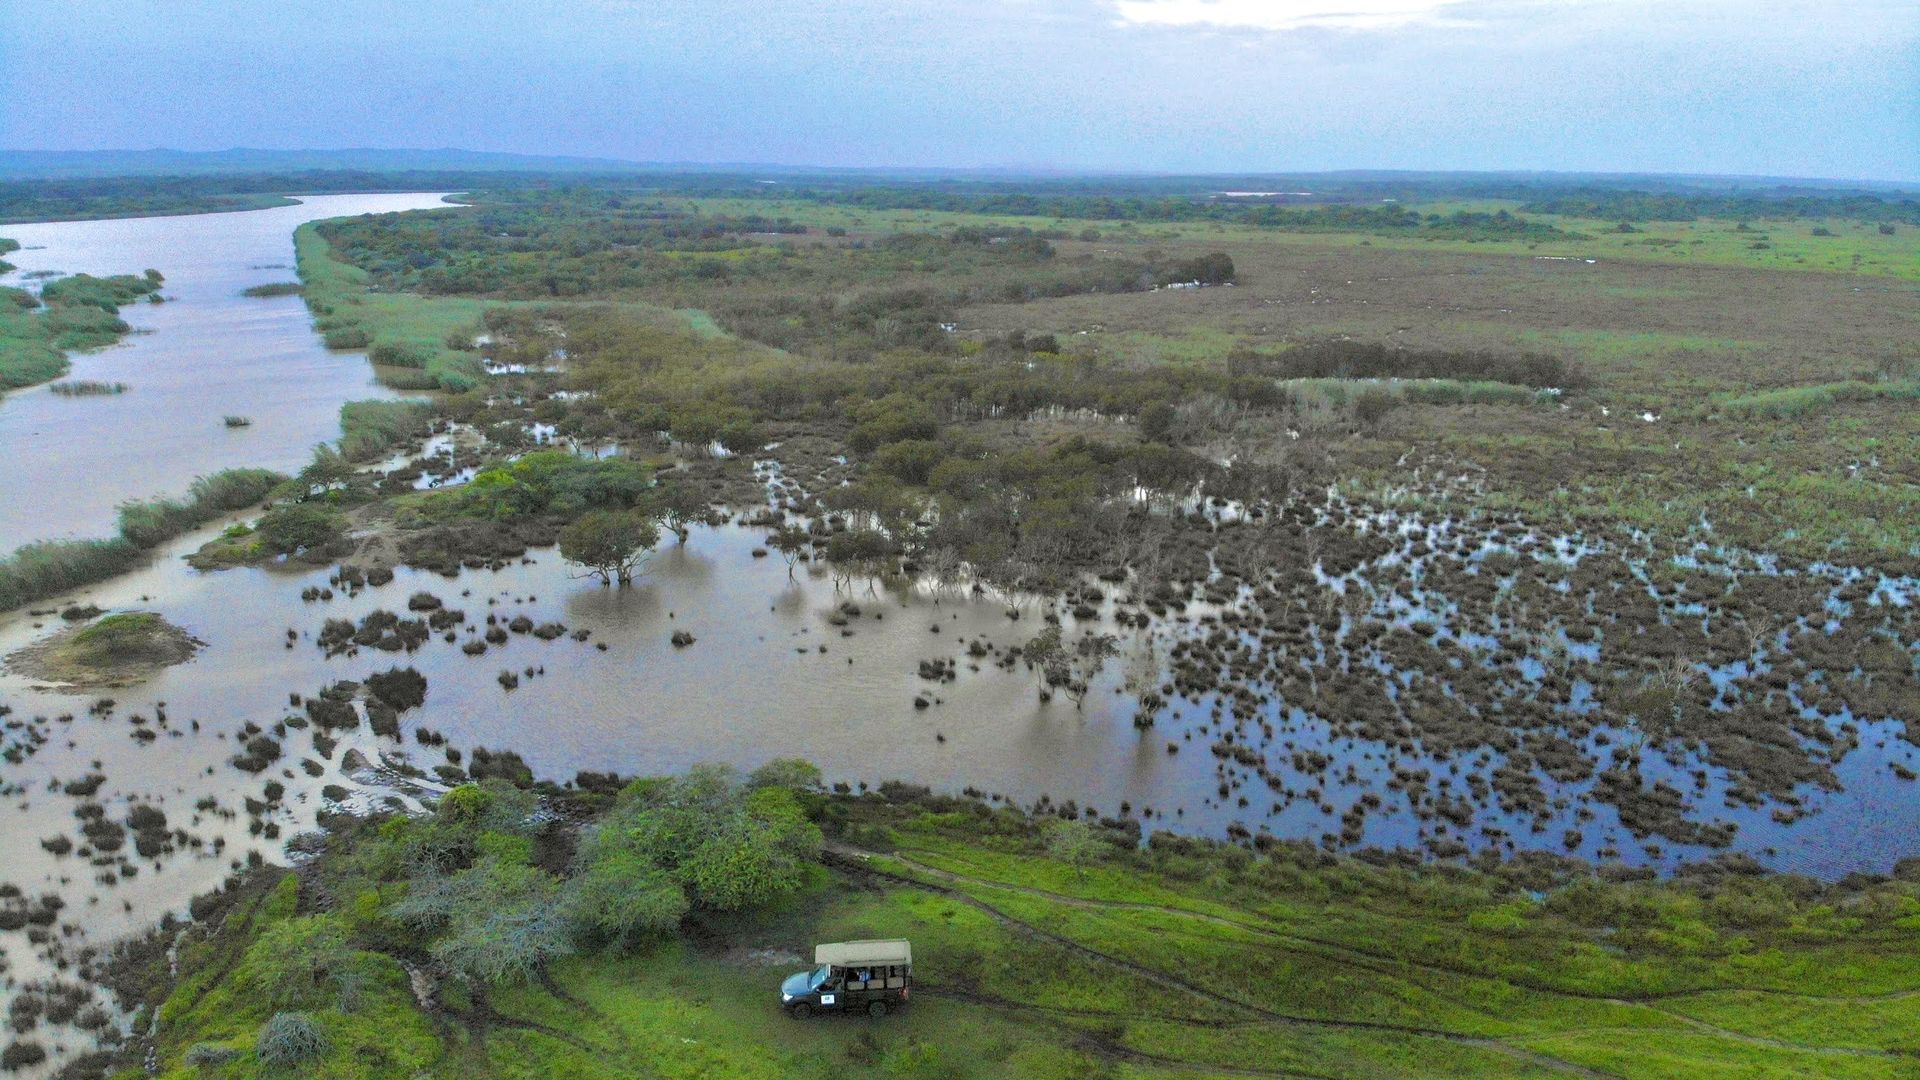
[0,193,453,552]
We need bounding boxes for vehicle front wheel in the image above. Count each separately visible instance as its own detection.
[867,1000,889,1018]
[790,1002,813,1020]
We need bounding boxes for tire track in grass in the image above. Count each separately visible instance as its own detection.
[826,847,1623,1079]
[879,846,1920,1029]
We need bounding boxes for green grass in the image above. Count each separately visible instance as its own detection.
[337,398,434,461]
[135,798,1920,1080]
[295,222,489,392]
[1717,379,1920,419]
[660,196,1920,282]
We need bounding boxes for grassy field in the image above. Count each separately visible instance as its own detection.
[294,223,491,392]
[660,196,1920,282]
[127,794,1920,1080]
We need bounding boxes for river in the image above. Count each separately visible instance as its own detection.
[0,193,453,552]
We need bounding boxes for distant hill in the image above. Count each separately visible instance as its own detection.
[0,148,658,180]
[4,150,1913,192]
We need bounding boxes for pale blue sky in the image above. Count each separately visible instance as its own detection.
[2,0,1915,180]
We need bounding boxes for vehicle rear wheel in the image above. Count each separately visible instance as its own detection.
[868,1000,889,1018]
[790,1002,813,1020]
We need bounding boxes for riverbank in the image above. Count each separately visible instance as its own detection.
[0,193,452,555]
[85,776,1920,1080]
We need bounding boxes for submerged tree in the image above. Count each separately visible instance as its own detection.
[770,524,810,579]
[559,509,659,586]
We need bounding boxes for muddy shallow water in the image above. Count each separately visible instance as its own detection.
[0,193,452,551]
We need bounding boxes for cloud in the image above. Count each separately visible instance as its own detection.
[1110,0,1483,31]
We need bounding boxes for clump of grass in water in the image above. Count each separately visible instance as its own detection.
[241,282,303,298]
[338,399,433,461]
[223,415,252,428]
[48,380,127,396]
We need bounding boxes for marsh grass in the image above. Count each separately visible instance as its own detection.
[338,399,433,461]
[241,282,303,298]
[1718,378,1920,419]
[0,467,285,611]
[50,380,128,396]
[223,415,251,427]
[1,272,159,394]
[0,538,146,611]
[296,224,489,392]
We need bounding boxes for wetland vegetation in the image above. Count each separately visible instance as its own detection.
[0,268,163,393]
[0,169,1915,1079]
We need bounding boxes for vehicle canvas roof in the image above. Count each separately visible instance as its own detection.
[815,939,912,967]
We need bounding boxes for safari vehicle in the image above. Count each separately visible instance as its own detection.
[781,939,912,1019]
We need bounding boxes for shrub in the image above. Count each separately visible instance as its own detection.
[393,858,571,984]
[872,439,945,485]
[255,504,347,555]
[370,341,436,368]
[238,919,355,1009]
[366,666,428,710]
[255,1012,328,1068]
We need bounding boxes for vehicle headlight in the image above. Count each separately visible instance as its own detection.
[782,993,792,1002]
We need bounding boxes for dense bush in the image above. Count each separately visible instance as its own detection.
[443,451,653,521]
[255,504,348,555]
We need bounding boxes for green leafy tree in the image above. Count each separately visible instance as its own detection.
[560,509,659,586]
[559,764,822,948]
[392,856,571,984]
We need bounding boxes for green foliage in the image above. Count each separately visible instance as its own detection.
[114,468,283,547]
[235,919,358,1010]
[1718,378,1920,419]
[391,855,571,984]
[558,509,660,585]
[561,765,822,947]
[254,503,347,555]
[1041,819,1104,879]
[0,537,144,612]
[337,399,434,461]
[443,450,653,521]
[1,467,284,612]
[556,849,690,949]
[142,778,1920,1080]
[0,270,160,393]
[1243,338,1585,388]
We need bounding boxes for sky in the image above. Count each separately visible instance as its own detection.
[1,0,1915,181]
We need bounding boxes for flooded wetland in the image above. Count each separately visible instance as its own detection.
[0,184,1915,1077]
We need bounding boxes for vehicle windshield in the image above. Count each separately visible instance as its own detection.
[808,965,832,989]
